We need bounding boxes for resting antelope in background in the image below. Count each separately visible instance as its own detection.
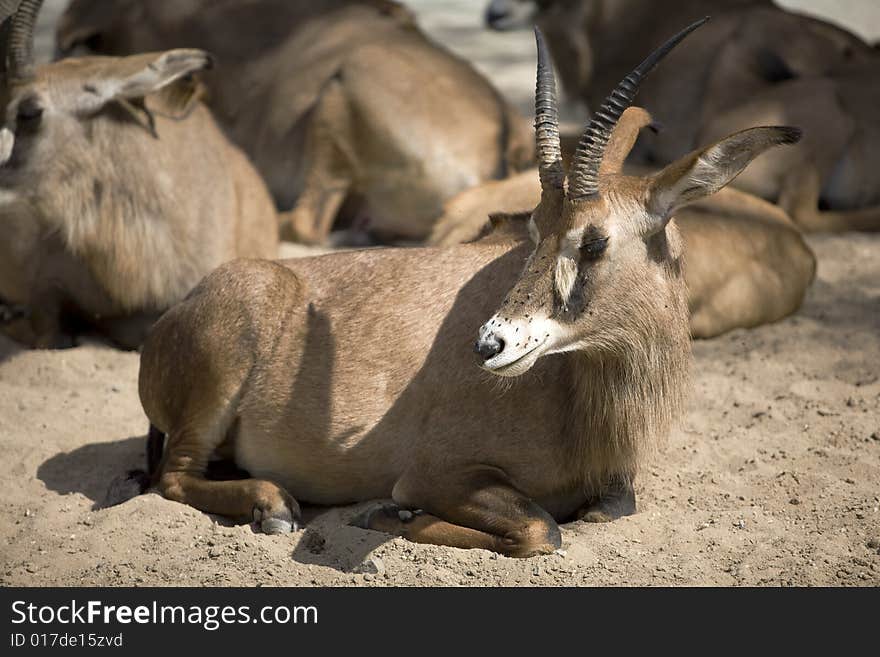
[0,0,277,349]
[138,20,800,556]
[56,0,535,245]
[429,132,816,339]
[486,0,880,232]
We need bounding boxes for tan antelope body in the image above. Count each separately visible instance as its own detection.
[486,0,880,232]
[0,1,277,348]
[430,163,816,339]
[700,60,880,233]
[57,0,534,244]
[139,22,800,556]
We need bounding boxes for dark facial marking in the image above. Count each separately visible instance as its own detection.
[16,95,43,127]
[552,227,609,320]
[578,225,609,263]
[580,236,609,261]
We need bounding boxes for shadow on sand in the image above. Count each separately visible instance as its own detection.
[37,434,147,509]
[290,505,393,573]
[36,432,394,571]
[0,332,24,365]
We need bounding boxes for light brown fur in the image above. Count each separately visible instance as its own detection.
[57,0,535,244]
[138,27,799,556]
[0,47,278,348]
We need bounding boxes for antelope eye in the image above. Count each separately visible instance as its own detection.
[580,237,609,259]
[16,97,43,124]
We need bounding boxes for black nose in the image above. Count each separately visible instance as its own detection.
[475,334,505,361]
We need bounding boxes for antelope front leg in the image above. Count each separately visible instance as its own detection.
[576,478,636,523]
[159,472,302,534]
[351,468,561,558]
[779,165,880,233]
[279,77,353,245]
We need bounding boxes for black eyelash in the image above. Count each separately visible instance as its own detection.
[580,237,609,259]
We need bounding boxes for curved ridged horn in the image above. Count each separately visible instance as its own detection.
[0,0,23,24]
[567,16,709,200]
[7,0,42,85]
[534,27,563,190]
[0,0,23,80]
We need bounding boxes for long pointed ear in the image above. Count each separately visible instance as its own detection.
[75,49,213,114]
[647,126,801,228]
[599,107,654,175]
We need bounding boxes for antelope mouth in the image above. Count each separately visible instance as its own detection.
[481,337,548,377]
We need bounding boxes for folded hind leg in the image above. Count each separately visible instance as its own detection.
[352,467,562,558]
[157,421,301,534]
[799,205,880,233]
[780,165,880,233]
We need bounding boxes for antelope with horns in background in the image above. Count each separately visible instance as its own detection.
[56,0,535,245]
[0,0,277,349]
[486,0,880,233]
[138,20,800,556]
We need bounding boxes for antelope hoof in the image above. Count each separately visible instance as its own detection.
[577,486,637,523]
[253,505,300,534]
[0,302,28,323]
[349,502,420,532]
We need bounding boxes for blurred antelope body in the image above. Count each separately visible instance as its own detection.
[0,1,277,348]
[58,0,534,244]
[139,21,800,556]
[486,0,880,232]
[701,61,880,233]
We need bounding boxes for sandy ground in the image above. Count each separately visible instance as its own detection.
[1,2,878,586]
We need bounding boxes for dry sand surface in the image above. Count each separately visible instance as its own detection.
[1,1,878,586]
[1,234,878,586]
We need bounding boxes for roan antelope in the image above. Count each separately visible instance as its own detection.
[56,0,535,245]
[137,21,800,556]
[0,0,277,349]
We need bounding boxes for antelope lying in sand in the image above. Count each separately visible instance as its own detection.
[430,131,816,339]
[57,0,534,245]
[0,0,277,349]
[139,21,800,556]
[486,0,880,232]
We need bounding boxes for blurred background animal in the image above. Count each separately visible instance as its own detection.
[485,0,880,232]
[0,0,278,349]
[57,0,536,245]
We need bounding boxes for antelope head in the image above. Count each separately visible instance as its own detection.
[475,19,801,377]
[0,0,211,177]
